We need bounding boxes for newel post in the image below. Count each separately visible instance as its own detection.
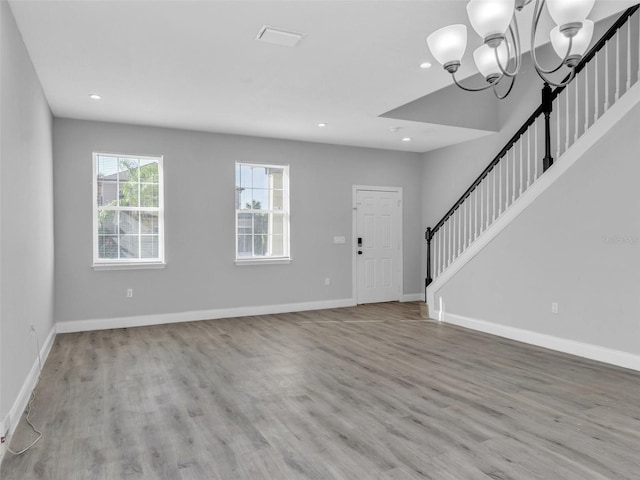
[425,227,433,288]
[542,83,554,172]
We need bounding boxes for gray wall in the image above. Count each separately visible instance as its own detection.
[421,53,547,230]
[53,119,423,323]
[0,0,54,427]
[436,100,640,355]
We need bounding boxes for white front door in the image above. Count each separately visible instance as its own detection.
[355,188,402,304]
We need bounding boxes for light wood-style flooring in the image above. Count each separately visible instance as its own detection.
[2,302,640,479]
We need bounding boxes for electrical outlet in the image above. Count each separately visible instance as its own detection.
[551,302,559,314]
[324,277,330,286]
[127,288,133,298]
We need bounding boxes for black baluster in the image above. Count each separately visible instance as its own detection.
[542,83,554,172]
[425,227,433,288]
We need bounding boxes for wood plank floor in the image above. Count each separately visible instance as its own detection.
[2,302,640,479]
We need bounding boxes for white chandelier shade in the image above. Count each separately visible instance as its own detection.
[466,0,515,40]
[546,0,596,29]
[425,0,598,97]
[473,43,510,80]
[426,24,468,67]
[551,19,594,59]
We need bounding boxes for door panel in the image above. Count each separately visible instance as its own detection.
[356,189,401,304]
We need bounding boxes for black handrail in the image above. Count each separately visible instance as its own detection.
[431,102,544,235]
[425,4,639,288]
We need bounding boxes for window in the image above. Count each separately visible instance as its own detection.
[93,153,164,268]
[235,163,290,263]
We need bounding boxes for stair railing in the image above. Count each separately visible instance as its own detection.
[425,5,640,293]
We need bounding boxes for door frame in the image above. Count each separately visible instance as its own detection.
[352,185,404,304]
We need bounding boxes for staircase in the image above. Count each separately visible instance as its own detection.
[425,5,640,312]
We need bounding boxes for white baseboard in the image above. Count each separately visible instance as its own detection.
[56,298,358,333]
[400,293,424,302]
[3,324,56,451]
[441,311,640,372]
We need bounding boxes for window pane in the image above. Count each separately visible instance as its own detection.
[238,235,252,256]
[254,213,268,234]
[237,213,252,235]
[271,169,284,189]
[118,157,139,180]
[119,235,139,258]
[239,165,252,188]
[140,212,158,234]
[140,235,159,258]
[97,181,118,207]
[139,159,159,183]
[254,234,268,256]
[239,189,253,209]
[98,235,119,259]
[252,166,268,189]
[272,214,285,236]
[271,235,284,256]
[119,181,139,207]
[140,183,158,207]
[252,189,268,210]
[97,155,119,180]
[98,210,117,234]
[119,211,139,235]
[272,190,283,210]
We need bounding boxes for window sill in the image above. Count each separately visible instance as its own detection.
[235,257,291,266]
[92,262,167,271]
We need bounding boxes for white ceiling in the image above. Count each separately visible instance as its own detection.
[8,0,636,153]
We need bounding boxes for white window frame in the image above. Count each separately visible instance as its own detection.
[92,152,166,270]
[235,162,291,265]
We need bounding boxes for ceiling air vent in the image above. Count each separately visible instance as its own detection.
[256,26,303,47]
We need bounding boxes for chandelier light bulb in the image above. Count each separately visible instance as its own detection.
[550,19,594,66]
[473,43,509,82]
[427,24,468,72]
[547,0,596,31]
[466,0,515,43]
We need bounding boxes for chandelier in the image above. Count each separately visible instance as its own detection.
[426,0,596,99]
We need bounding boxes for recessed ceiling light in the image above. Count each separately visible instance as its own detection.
[402,137,412,142]
[89,94,102,100]
[420,62,432,69]
[317,122,327,127]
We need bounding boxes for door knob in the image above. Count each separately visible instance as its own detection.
[358,250,363,255]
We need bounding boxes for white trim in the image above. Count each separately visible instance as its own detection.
[4,325,56,443]
[426,81,640,310]
[352,185,404,305]
[92,152,165,265]
[92,262,166,271]
[439,311,640,372]
[56,298,357,333]
[400,293,425,302]
[235,162,290,261]
[235,257,291,266]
